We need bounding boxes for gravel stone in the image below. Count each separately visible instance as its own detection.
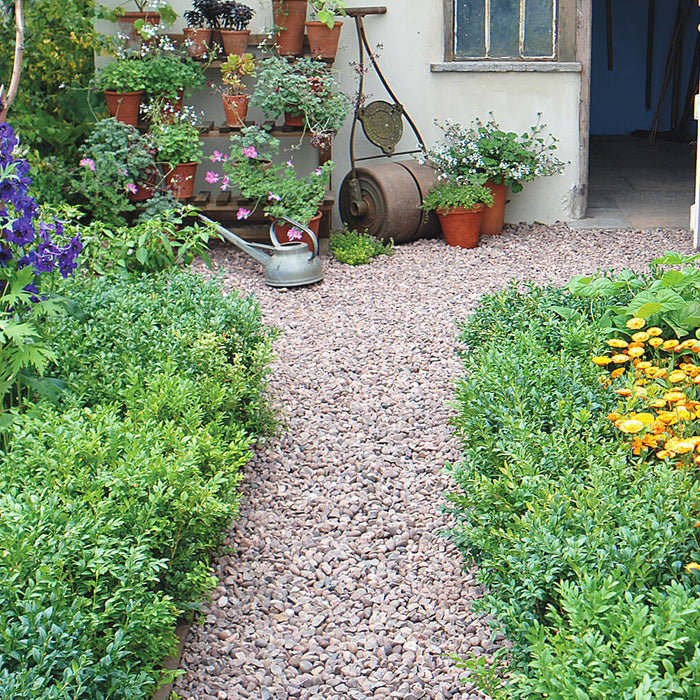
[174,226,694,699]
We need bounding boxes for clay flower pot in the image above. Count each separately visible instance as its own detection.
[116,11,161,50]
[283,111,304,129]
[219,29,251,56]
[272,0,308,56]
[222,94,249,128]
[437,204,485,248]
[165,162,198,200]
[104,90,144,127]
[271,211,321,252]
[183,27,212,59]
[305,21,342,61]
[480,180,507,235]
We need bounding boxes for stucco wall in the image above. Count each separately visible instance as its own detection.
[100,0,583,225]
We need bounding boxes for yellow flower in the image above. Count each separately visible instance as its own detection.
[631,412,654,425]
[668,370,687,383]
[656,450,672,460]
[616,418,645,434]
[611,368,626,379]
[592,356,611,366]
[626,317,646,330]
[649,399,667,408]
[607,338,629,348]
[647,327,663,336]
[637,361,652,370]
[607,412,622,422]
[657,411,679,425]
[614,387,631,396]
[633,386,648,397]
[627,347,645,358]
[663,391,686,402]
[631,331,650,343]
[649,338,663,348]
[666,437,696,454]
[663,340,680,350]
[676,407,692,421]
[611,354,629,364]
[685,562,700,572]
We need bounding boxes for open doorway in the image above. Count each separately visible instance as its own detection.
[583,0,699,229]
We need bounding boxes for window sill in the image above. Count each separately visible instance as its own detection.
[430,61,582,73]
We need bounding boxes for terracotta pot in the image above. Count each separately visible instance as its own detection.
[104,90,144,127]
[437,204,485,248]
[219,29,250,55]
[165,162,197,200]
[158,90,184,123]
[271,211,321,252]
[222,94,249,128]
[183,27,212,59]
[283,110,304,128]
[127,168,158,203]
[305,21,342,60]
[272,0,308,56]
[116,11,161,50]
[480,180,507,235]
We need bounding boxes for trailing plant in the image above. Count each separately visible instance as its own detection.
[148,102,203,166]
[252,54,350,143]
[421,181,493,215]
[73,117,157,226]
[329,226,393,265]
[421,113,565,192]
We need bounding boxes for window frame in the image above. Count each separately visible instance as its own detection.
[443,0,577,63]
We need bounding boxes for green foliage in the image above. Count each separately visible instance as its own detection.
[142,48,205,99]
[0,0,102,157]
[329,227,394,266]
[567,252,700,340]
[150,120,203,166]
[0,270,277,696]
[72,207,216,274]
[95,56,147,93]
[421,181,494,214]
[446,280,700,697]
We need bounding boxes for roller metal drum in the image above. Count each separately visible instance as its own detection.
[338,161,441,244]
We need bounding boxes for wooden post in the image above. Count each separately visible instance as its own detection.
[572,0,592,220]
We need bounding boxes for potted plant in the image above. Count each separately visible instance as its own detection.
[219,53,255,127]
[101,1,178,50]
[149,109,203,199]
[272,0,308,56]
[421,181,494,249]
[142,42,206,110]
[95,56,147,126]
[183,0,226,58]
[421,114,565,235]
[75,117,158,224]
[305,0,345,60]
[219,127,332,249]
[252,55,350,141]
[218,1,255,56]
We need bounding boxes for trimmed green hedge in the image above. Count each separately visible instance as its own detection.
[447,282,700,698]
[0,271,277,698]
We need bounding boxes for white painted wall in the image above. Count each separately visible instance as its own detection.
[101,0,583,225]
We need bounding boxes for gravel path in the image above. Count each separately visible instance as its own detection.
[174,224,695,700]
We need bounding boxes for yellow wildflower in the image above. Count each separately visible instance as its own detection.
[663,391,686,402]
[649,399,667,408]
[685,562,700,572]
[657,411,679,425]
[668,370,687,383]
[626,317,646,330]
[631,331,650,343]
[647,327,663,336]
[614,387,631,396]
[607,412,622,422]
[656,450,672,460]
[633,386,648,397]
[611,354,629,364]
[592,356,611,366]
[616,418,645,434]
[663,340,680,350]
[631,412,654,425]
[676,407,692,421]
[637,361,652,370]
[666,437,696,454]
[611,368,626,379]
[649,338,663,348]
[607,338,629,348]
[627,347,645,358]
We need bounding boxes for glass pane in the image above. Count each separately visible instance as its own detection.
[523,0,554,57]
[489,0,520,58]
[455,0,486,58]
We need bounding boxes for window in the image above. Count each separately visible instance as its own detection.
[454,0,557,60]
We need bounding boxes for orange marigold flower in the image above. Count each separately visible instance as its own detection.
[677,407,692,421]
[663,339,680,350]
[592,356,611,366]
[649,399,667,408]
[647,327,663,336]
[631,331,650,343]
[607,338,629,348]
[631,437,645,455]
[649,338,663,348]
[666,437,696,454]
[627,347,645,358]
[643,433,661,447]
[637,361,652,369]
[611,368,626,379]
[631,412,654,425]
[656,450,672,459]
[664,391,686,402]
[685,562,700,572]
[607,412,622,422]
[694,520,700,525]
[657,411,679,425]
[614,387,631,396]
[626,317,646,330]
[616,418,645,434]
[633,386,648,397]
[611,354,629,364]
[668,370,687,383]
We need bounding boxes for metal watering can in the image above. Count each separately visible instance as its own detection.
[199,214,323,288]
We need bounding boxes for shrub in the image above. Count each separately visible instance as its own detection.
[329,227,394,266]
[446,279,700,697]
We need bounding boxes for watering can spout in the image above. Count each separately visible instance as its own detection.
[198,214,272,266]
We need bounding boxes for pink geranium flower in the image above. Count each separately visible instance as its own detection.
[314,168,322,176]
[205,171,220,184]
[79,158,96,171]
[125,183,138,194]
[287,227,303,241]
[242,146,258,159]
[237,208,252,220]
[220,176,230,191]
[211,150,225,162]
[268,192,281,202]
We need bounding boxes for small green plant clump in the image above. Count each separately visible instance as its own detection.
[329,227,394,266]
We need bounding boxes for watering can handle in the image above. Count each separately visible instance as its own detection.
[269,217,319,259]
